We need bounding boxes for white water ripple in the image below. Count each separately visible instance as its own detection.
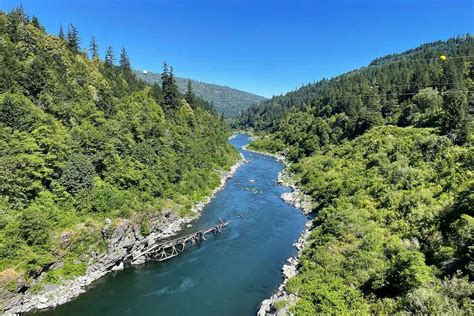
[143,278,196,297]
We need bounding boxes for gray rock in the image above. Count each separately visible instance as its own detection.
[111,262,124,271]
[60,232,72,249]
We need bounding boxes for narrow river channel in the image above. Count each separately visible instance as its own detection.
[36,134,307,316]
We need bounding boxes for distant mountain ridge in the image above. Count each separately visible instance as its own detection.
[134,70,266,117]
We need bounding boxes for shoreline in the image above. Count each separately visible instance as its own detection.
[242,144,286,163]
[3,142,246,315]
[245,145,314,316]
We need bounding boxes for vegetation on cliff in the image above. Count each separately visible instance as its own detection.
[0,6,238,301]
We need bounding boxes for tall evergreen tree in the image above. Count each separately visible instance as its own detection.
[119,47,131,71]
[7,5,28,41]
[161,61,169,83]
[184,80,196,107]
[441,90,469,144]
[104,46,115,67]
[24,56,50,99]
[0,41,23,92]
[89,36,99,60]
[31,16,43,30]
[161,63,180,112]
[150,82,163,104]
[58,23,65,40]
[9,5,28,24]
[66,24,80,53]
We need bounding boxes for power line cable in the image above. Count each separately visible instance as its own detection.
[265,90,473,102]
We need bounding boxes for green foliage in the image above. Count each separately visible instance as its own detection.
[283,127,473,313]
[248,137,285,153]
[184,80,196,107]
[140,217,151,236]
[58,24,64,40]
[18,207,50,248]
[91,179,126,213]
[89,36,99,60]
[119,47,131,71]
[0,93,44,131]
[161,62,180,112]
[412,87,443,126]
[59,154,96,195]
[441,90,470,144]
[239,39,472,315]
[43,258,87,284]
[0,127,49,208]
[238,36,473,152]
[272,299,287,310]
[66,24,80,53]
[0,8,239,294]
[105,46,115,66]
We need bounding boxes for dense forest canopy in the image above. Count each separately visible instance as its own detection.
[0,6,238,302]
[244,37,473,313]
[239,36,473,158]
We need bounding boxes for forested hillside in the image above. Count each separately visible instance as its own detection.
[0,7,238,305]
[240,36,472,158]
[243,37,473,313]
[135,70,266,118]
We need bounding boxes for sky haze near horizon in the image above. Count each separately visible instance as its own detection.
[1,0,472,97]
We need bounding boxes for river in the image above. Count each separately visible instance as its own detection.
[36,134,307,316]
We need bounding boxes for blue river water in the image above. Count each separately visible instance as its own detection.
[36,134,307,316]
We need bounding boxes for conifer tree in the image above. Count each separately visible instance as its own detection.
[7,5,28,41]
[58,24,65,40]
[67,24,80,53]
[441,90,469,144]
[184,80,196,107]
[31,16,42,30]
[9,5,27,24]
[89,36,99,60]
[161,61,169,83]
[150,83,163,104]
[119,47,131,71]
[104,46,115,67]
[161,63,180,112]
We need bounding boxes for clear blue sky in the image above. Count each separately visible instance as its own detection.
[1,0,472,97]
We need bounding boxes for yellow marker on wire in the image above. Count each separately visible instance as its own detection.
[439,55,447,61]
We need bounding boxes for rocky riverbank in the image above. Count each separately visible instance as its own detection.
[2,154,245,315]
[242,144,286,163]
[257,169,314,316]
[244,145,314,316]
[277,170,312,215]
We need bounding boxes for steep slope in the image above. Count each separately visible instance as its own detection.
[239,36,473,151]
[285,127,473,314]
[0,8,239,312]
[244,37,473,314]
[135,70,266,117]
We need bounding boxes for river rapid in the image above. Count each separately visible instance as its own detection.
[36,134,307,316]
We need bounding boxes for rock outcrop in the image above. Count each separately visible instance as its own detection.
[3,211,189,315]
[277,171,312,215]
[2,154,245,315]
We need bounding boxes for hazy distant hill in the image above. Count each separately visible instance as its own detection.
[134,70,266,117]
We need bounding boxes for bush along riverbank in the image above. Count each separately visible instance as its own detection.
[3,154,245,315]
[253,127,473,314]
